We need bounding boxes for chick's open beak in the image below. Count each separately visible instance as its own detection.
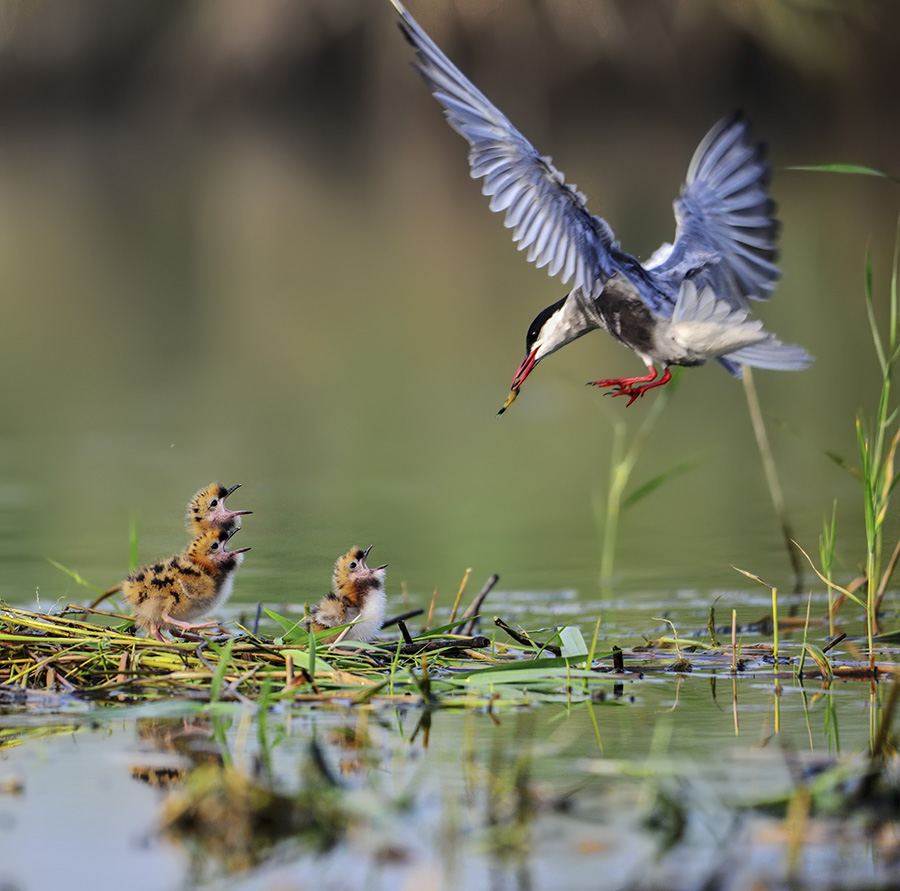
[223,526,251,554]
[223,483,253,516]
[361,544,388,572]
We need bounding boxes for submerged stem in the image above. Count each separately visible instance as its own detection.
[742,368,803,591]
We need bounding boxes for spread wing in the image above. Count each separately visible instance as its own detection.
[649,112,781,307]
[392,0,619,296]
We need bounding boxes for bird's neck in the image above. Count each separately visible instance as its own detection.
[192,552,242,581]
[540,290,604,357]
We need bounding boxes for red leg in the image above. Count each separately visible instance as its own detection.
[625,367,672,403]
[588,366,659,391]
[587,366,672,406]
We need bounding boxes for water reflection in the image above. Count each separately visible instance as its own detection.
[2,668,894,889]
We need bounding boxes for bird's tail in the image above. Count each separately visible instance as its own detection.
[717,339,813,377]
[671,280,812,376]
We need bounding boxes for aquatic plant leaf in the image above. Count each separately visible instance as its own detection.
[802,643,833,682]
[452,665,599,687]
[280,649,333,675]
[559,625,589,658]
[263,609,307,644]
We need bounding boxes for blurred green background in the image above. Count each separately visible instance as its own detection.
[1,0,897,611]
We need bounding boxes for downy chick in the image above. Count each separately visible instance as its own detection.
[89,482,252,611]
[123,527,250,642]
[307,546,387,644]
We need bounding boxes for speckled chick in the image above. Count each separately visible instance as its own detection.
[123,527,250,642]
[88,482,252,612]
[185,482,252,536]
[307,546,387,644]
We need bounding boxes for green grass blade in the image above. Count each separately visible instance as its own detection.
[46,558,103,596]
[208,638,235,703]
[825,451,862,481]
[857,417,876,548]
[891,212,900,354]
[865,249,888,376]
[308,622,317,678]
[263,608,308,644]
[788,163,900,184]
[622,459,695,512]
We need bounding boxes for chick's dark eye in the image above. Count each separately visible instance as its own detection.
[349,561,357,570]
[211,542,219,550]
[210,499,218,507]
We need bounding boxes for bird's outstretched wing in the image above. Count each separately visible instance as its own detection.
[649,112,780,307]
[392,0,618,296]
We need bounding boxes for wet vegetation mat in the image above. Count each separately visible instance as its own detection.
[3,599,896,711]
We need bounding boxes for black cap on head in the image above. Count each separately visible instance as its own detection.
[525,295,567,352]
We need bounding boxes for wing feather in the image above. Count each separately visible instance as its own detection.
[651,113,781,305]
[392,0,618,293]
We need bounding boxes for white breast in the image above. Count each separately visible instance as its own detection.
[342,586,386,642]
[209,554,245,613]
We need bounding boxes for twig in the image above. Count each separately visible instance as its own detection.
[393,636,490,656]
[493,617,561,656]
[874,534,900,613]
[731,609,737,674]
[382,608,424,629]
[425,587,439,632]
[396,620,415,645]
[87,583,122,612]
[448,568,471,625]
[453,573,499,635]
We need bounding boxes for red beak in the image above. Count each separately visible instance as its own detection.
[511,348,539,390]
[497,347,539,416]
